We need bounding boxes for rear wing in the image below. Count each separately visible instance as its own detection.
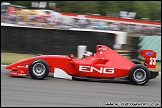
[139,50,156,68]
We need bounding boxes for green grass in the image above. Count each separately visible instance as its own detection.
[1,53,34,65]
[1,52,161,72]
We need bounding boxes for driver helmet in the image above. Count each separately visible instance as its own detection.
[83,51,92,58]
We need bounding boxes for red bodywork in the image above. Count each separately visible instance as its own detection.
[139,49,156,68]
[6,45,156,78]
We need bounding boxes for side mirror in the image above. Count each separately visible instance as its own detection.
[70,54,75,59]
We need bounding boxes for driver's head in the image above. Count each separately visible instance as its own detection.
[83,51,92,58]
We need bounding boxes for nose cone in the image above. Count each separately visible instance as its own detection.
[6,62,18,70]
[5,57,34,70]
[6,64,13,69]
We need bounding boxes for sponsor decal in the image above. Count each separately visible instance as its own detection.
[99,48,107,50]
[17,66,24,68]
[17,63,28,68]
[79,65,114,74]
[24,63,28,68]
[146,52,153,56]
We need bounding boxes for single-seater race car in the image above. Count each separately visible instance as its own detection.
[6,45,159,85]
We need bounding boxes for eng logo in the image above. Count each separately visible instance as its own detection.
[79,65,114,74]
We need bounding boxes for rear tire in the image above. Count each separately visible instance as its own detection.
[29,60,49,80]
[129,64,150,85]
[131,59,142,64]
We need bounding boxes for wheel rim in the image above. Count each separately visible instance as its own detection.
[32,63,46,76]
[133,69,146,82]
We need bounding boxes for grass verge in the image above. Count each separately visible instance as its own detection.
[1,53,34,65]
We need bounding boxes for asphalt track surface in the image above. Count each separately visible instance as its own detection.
[1,66,161,107]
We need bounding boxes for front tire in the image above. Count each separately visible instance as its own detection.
[29,60,49,80]
[129,64,150,85]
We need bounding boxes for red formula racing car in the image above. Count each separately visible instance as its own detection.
[6,45,159,85]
